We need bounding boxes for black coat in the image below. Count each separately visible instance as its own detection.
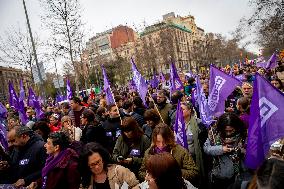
[80,123,108,148]
[9,134,47,186]
[102,117,121,152]
[121,112,145,128]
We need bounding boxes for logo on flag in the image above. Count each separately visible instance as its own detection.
[174,101,188,149]
[208,76,226,111]
[259,97,278,127]
[175,80,182,89]
[175,120,184,144]
[245,73,284,169]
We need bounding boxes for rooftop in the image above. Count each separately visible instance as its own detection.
[140,22,192,36]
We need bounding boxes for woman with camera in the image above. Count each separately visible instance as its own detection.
[112,117,150,179]
[203,112,247,189]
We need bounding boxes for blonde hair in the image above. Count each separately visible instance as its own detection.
[61,115,72,124]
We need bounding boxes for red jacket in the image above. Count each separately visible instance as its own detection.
[49,122,62,132]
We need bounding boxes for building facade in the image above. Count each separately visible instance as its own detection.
[86,25,138,66]
[0,66,32,103]
[137,12,205,74]
[82,12,205,82]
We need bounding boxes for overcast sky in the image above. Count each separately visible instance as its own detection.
[0,0,257,72]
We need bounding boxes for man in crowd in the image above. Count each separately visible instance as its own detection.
[121,100,144,127]
[0,126,46,187]
[156,90,172,125]
[103,104,121,151]
[69,97,85,128]
[241,82,253,99]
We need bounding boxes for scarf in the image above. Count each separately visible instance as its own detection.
[154,146,170,154]
[42,149,69,188]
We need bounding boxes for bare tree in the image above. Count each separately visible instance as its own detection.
[191,32,255,71]
[0,26,43,83]
[40,0,85,95]
[239,0,284,55]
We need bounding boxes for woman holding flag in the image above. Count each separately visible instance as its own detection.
[181,102,208,187]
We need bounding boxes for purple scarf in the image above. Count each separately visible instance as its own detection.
[42,149,69,177]
[154,146,171,154]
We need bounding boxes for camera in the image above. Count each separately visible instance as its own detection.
[117,156,124,161]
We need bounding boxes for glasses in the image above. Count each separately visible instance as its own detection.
[88,159,102,168]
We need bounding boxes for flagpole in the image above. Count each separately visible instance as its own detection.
[147,90,165,124]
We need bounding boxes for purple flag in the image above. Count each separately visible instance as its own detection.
[56,93,66,103]
[66,79,73,100]
[256,61,267,68]
[18,80,28,124]
[0,102,8,150]
[55,94,61,103]
[150,74,159,88]
[265,52,277,70]
[235,74,245,81]
[102,66,115,105]
[191,88,197,108]
[0,102,7,118]
[0,121,7,151]
[9,82,19,109]
[131,58,148,106]
[170,61,184,94]
[196,76,213,126]
[18,106,28,125]
[159,72,165,82]
[174,100,188,149]
[38,96,44,105]
[19,80,25,103]
[128,79,137,91]
[208,65,241,117]
[245,73,284,169]
[28,88,44,119]
[9,82,27,124]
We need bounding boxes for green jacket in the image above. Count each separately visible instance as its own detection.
[157,103,172,125]
[138,144,199,182]
[112,135,150,177]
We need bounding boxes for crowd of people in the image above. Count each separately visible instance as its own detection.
[0,61,284,189]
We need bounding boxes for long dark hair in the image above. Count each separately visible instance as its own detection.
[121,117,144,143]
[79,142,112,187]
[216,112,246,139]
[146,152,187,189]
[144,109,160,125]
